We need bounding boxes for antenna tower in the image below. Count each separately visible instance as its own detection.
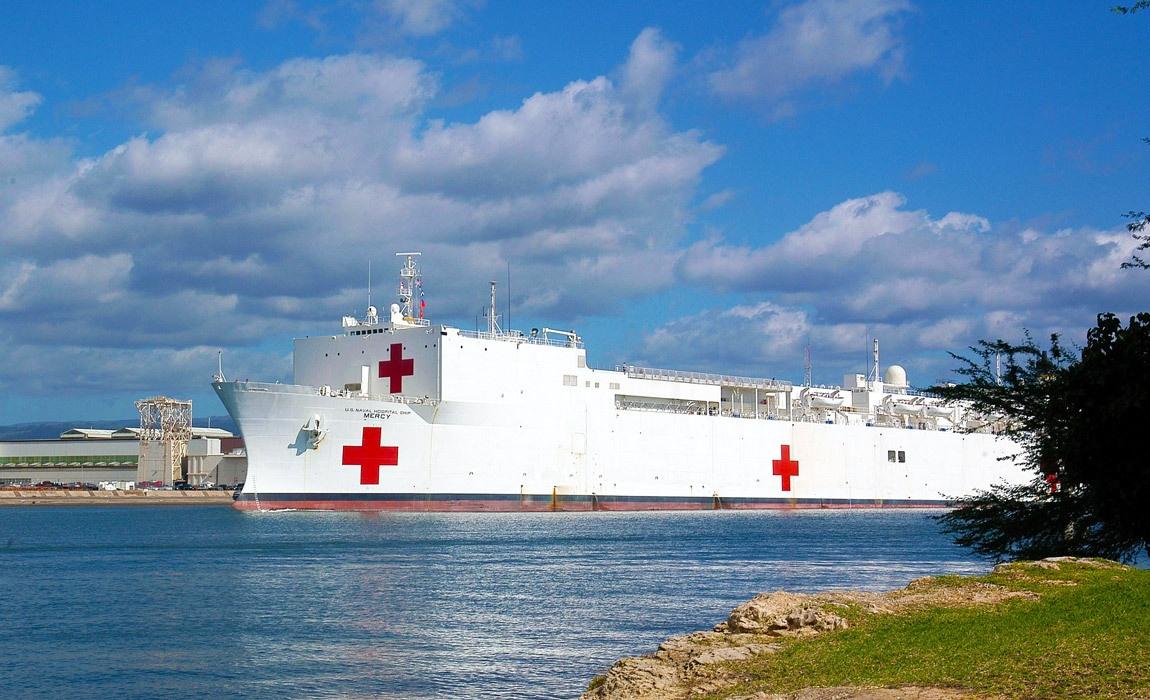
[135,396,192,486]
[487,281,502,335]
[395,252,422,320]
[803,344,812,387]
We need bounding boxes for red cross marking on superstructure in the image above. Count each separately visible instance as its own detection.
[342,426,398,485]
[378,342,414,394]
[772,444,799,492]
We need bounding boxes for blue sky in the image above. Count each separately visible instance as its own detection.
[1,0,1148,423]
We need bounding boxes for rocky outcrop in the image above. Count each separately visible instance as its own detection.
[719,592,849,636]
[582,591,848,700]
[580,560,1107,700]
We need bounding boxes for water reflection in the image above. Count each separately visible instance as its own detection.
[2,508,994,699]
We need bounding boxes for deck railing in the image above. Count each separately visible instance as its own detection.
[620,364,792,391]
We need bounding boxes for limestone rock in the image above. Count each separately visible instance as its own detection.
[726,592,848,636]
[583,655,683,700]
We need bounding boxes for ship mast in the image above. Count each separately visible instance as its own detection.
[487,281,502,336]
[395,252,422,321]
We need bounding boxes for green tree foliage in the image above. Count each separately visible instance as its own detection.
[1115,5,1150,266]
[1121,138,1150,269]
[933,313,1150,562]
[1112,2,1150,14]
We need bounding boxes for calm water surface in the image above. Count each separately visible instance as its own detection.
[0,507,992,699]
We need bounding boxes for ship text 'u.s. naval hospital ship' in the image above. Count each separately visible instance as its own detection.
[213,253,1026,511]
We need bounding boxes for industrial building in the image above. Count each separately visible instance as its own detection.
[0,426,246,487]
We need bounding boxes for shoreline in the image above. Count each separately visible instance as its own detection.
[581,557,1142,700]
[0,489,235,506]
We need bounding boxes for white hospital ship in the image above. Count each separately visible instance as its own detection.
[213,254,1025,511]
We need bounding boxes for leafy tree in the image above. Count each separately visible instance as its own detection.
[932,313,1150,562]
[1112,2,1150,14]
[1120,138,1150,270]
[1113,7,1149,266]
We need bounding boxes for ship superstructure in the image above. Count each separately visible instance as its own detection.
[213,254,1025,511]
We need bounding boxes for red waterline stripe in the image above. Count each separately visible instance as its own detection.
[233,494,950,512]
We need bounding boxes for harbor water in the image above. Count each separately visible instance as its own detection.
[1,507,992,698]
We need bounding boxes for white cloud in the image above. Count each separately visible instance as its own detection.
[657,192,1150,385]
[0,35,723,408]
[0,67,41,132]
[619,28,679,114]
[0,254,133,312]
[0,342,290,397]
[373,0,468,37]
[708,0,910,112]
[641,302,810,374]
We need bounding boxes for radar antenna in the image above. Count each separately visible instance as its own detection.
[395,252,424,322]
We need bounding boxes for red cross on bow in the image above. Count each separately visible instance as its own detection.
[342,426,398,485]
[378,342,414,393]
[772,444,799,492]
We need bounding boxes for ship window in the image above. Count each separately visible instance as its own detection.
[563,375,577,386]
[887,450,896,462]
[594,382,600,388]
[585,381,590,387]
[610,382,620,390]
[898,451,906,463]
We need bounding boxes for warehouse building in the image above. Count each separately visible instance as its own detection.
[0,427,246,487]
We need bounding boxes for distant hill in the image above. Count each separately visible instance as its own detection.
[0,416,239,441]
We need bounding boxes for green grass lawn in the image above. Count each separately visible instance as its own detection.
[712,560,1150,699]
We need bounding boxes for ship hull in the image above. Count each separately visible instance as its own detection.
[215,381,1026,512]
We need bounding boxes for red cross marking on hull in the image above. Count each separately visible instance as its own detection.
[772,444,799,492]
[342,426,399,485]
[378,343,414,393]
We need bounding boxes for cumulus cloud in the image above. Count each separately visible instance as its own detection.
[257,0,472,40]
[0,342,290,397]
[641,302,811,375]
[619,28,679,114]
[373,0,471,37]
[0,38,722,408]
[0,67,41,131]
[650,192,1150,386]
[708,0,910,114]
